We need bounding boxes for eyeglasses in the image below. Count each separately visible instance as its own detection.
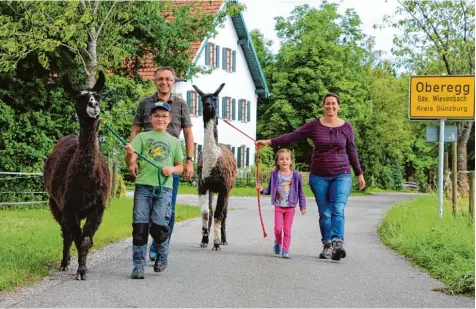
[151,114,169,119]
[155,77,175,83]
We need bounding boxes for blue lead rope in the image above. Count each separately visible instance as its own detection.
[103,122,166,197]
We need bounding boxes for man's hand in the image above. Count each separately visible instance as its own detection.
[184,160,194,181]
[162,166,174,177]
[128,163,138,179]
[124,143,135,155]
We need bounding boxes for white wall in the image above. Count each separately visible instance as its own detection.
[174,15,258,169]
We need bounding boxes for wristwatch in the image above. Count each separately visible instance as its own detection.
[186,157,194,162]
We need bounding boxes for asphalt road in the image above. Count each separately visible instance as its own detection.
[5,193,475,308]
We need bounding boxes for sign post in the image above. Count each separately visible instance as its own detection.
[409,75,475,218]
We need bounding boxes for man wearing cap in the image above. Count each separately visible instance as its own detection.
[129,66,194,272]
[125,101,184,279]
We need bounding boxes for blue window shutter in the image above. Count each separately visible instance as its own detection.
[246,147,250,166]
[205,43,210,65]
[222,48,227,70]
[198,95,203,116]
[198,144,202,154]
[232,50,236,72]
[222,97,226,118]
[237,147,242,168]
[238,99,242,121]
[186,91,191,112]
[247,100,251,122]
[216,45,220,68]
[216,97,219,115]
[232,99,236,120]
[232,146,235,155]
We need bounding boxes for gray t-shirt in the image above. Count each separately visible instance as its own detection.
[133,93,192,138]
[275,172,293,207]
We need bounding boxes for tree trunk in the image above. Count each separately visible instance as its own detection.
[84,28,98,89]
[456,121,474,197]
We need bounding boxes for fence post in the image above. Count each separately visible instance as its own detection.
[469,171,474,221]
[452,142,458,215]
[111,160,118,200]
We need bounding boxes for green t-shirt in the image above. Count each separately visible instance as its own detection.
[131,130,183,189]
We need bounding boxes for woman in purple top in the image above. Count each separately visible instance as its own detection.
[256,93,366,261]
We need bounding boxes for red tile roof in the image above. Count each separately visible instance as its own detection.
[138,0,223,80]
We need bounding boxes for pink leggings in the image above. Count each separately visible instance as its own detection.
[274,206,296,252]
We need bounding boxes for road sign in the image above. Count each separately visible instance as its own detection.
[426,125,457,142]
[409,75,475,120]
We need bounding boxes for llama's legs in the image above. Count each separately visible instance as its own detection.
[208,191,214,236]
[75,206,105,280]
[59,223,73,271]
[199,189,210,247]
[212,191,228,251]
[221,207,228,245]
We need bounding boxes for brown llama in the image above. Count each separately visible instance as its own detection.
[192,83,237,250]
[43,71,110,280]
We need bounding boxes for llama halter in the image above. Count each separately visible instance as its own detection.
[102,121,167,197]
[216,116,268,238]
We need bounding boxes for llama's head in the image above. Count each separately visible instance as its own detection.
[192,83,225,121]
[63,71,106,122]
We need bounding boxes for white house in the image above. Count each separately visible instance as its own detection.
[141,1,269,169]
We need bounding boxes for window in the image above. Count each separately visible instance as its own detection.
[207,43,215,67]
[226,48,232,72]
[240,99,246,122]
[225,97,232,120]
[190,91,198,116]
[240,145,246,168]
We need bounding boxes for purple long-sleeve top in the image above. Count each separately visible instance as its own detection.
[271,118,363,177]
[261,170,306,209]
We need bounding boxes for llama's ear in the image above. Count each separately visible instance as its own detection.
[92,71,105,93]
[192,85,206,98]
[61,73,79,97]
[213,83,225,96]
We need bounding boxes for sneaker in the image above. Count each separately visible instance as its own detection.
[282,251,291,259]
[319,241,333,259]
[331,240,346,261]
[154,259,168,273]
[131,265,145,279]
[149,242,157,261]
[273,242,282,255]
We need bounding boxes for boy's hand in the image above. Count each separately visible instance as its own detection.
[256,184,263,192]
[162,166,173,177]
[128,163,138,179]
[300,209,307,215]
[125,143,135,155]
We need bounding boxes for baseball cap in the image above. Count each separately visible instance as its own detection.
[149,101,172,114]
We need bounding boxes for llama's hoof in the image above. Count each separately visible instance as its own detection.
[75,266,87,280]
[221,239,228,245]
[200,242,208,247]
[59,265,68,271]
[212,244,221,251]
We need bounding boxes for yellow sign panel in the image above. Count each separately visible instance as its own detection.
[409,75,475,120]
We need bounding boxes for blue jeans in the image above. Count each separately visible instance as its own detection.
[132,185,172,266]
[155,174,180,264]
[309,173,352,242]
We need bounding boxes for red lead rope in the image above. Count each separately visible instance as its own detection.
[218,117,268,238]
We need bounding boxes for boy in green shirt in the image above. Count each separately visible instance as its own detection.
[125,102,183,279]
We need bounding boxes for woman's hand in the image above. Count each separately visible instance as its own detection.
[255,139,272,149]
[300,209,307,215]
[358,174,366,191]
[256,183,263,192]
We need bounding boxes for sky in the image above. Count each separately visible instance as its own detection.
[241,0,402,59]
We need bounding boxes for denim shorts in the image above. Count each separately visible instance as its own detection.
[133,184,172,226]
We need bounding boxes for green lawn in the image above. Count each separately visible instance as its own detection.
[0,198,200,292]
[378,195,475,295]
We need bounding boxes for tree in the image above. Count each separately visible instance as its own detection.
[385,0,475,194]
[257,3,371,169]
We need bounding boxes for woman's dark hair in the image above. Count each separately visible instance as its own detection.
[322,93,341,105]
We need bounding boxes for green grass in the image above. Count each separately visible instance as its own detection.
[378,194,475,295]
[178,184,370,197]
[0,198,200,292]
